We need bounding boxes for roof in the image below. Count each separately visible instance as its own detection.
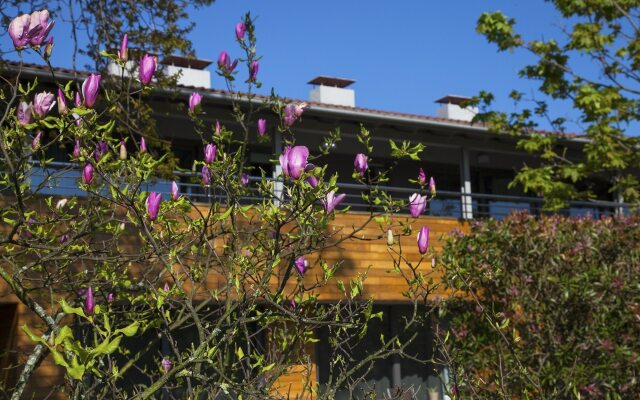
[2,61,580,139]
[308,76,355,88]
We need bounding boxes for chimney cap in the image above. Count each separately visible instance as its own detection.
[308,76,355,88]
[161,55,212,70]
[435,95,472,105]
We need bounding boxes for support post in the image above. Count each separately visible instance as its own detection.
[459,147,473,219]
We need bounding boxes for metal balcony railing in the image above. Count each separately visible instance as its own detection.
[21,161,631,220]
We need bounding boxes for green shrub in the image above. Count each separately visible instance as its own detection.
[438,212,640,399]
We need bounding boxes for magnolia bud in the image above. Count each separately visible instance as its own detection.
[387,229,394,246]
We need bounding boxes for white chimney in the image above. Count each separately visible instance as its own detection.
[309,76,355,107]
[435,95,478,122]
[161,55,212,89]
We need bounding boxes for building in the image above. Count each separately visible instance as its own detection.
[0,57,630,399]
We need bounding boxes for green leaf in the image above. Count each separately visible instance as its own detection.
[114,321,139,337]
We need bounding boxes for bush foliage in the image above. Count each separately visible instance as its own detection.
[439,212,640,399]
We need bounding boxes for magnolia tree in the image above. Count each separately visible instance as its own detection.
[0,10,440,400]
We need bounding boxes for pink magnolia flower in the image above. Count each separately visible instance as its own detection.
[189,92,203,113]
[139,54,156,85]
[94,141,107,161]
[215,120,221,135]
[85,287,95,316]
[33,91,56,118]
[118,34,128,62]
[248,61,259,82]
[28,10,55,47]
[217,51,238,75]
[74,91,82,107]
[418,168,427,185]
[408,193,427,218]
[82,74,101,108]
[295,257,308,275]
[429,177,436,196]
[417,226,429,254]
[82,163,94,184]
[171,181,179,201]
[57,88,68,115]
[32,131,42,150]
[16,102,33,126]
[235,22,246,41]
[354,153,368,176]
[119,140,127,160]
[241,173,249,187]
[163,282,170,292]
[161,357,171,373]
[204,143,216,164]
[73,140,81,159]
[140,137,147,153]
[146,192,162,221]
[279,146,309,180]
[324,190,346,214]
[8,14,31,49]
[257,118,267,136]
[107,293,114,303]
[201,165,211,185]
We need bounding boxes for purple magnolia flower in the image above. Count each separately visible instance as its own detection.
[57,88,68,115]
[118,34,128,62]
[295,257,308,275]
[201,165,211,185]
[74,91,82,107]
[283,103,308,126]
[85,287,95,316]
[32,131,42,150]
[94,141,107,161]
[306,175,319,188]
[408,193,427,217]
[279,146,309,180]
[107,292,114,303]
[248,61,259,82]
[204,143,216,164]
[161,357,171,373]
[28,10,55,47]
[73,140,81,159]
[215,120,221,135]
[33,91,56,119]
[16,102,33,126]
[163,282,170,292]
[354,153,368,176]
[189,92,203,113]
[82,163,93,184]
[139,54,156,85]
[235,22,246,40]
[418,168,427,185]
[82,74,101,108]
[171,181,179,201]
[119,140,127,160]
[8,14,31,49]
[146,192,162,221]
[324,191,346,214]
[417,226,429,254]
[140,137,147,153]
[59,234,69,244]
[429,177,436,196]
[217,51,238,75]
[257,118,267,136]
[43,36,53,59]
[241,173,249,187]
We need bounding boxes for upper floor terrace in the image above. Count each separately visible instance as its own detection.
[4,60,635,220]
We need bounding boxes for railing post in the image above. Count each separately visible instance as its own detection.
[615,190,625,217]
[459,147,473,219]
[272,130,283,205]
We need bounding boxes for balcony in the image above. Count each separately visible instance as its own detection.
[27,161,629,220]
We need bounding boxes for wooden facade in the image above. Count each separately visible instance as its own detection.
[0,211,465,399]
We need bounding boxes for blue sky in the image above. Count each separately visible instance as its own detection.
[8,1,596,132]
